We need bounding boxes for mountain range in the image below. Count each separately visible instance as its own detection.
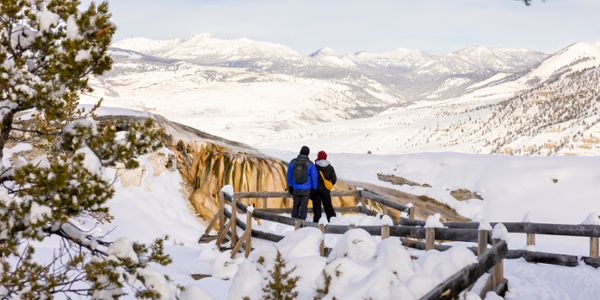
[83,34,600,155]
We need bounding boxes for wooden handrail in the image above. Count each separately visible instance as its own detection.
[400,218,600,238]
[216,189,600,268]
[359,189,410,212]
[233,190,358,199]
[420,240,508,300]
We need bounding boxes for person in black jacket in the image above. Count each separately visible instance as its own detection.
[311,150,337,222]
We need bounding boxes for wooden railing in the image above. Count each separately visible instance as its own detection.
[421,239,508,299]
[200,188,510,297]
[199,188,600,297]
[400,218,600,267]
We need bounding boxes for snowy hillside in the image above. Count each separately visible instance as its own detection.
[261,46,600,155]
[83,35,600,155]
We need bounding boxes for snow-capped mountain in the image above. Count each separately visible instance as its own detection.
[86,34,600,155]
[111,33,546,100]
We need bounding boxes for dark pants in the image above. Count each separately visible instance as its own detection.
[311,190,337,222]
[291,189,311,220]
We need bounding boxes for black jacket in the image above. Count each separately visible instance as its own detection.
[315,159,337,193]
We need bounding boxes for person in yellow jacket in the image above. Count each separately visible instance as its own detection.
[311,150,337,222]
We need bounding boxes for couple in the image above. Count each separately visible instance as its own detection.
[286,146,337,223]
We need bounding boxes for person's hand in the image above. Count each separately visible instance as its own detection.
[287,186,294,195]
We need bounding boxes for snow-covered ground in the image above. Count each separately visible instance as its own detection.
[92,148,600,299]
[12,119,600,298]
[266,150,600,257]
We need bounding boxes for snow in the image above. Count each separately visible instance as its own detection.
[504,258,600,300]
[522,211,532,223]
[107,237,139,263]
[492,223,509,241]
[226,262,262,300]
[64,117,97,134]
[327,228,376,263]
[485,291,504,300]
[212,250,245,279]
[103,151,204,245]
[137,267,176,300]
[478,219,492,231]
[215,225,480,299]
[277,227,322,258]
[38,10,60,31]
[180,286,215,300]
[221,185,234,197]
[424,213,445,228]
[75,147,102,176]
[318,216,328,225]
[581,213,600,225]
[66,16,81,39]
[75,50,92,62]
[29,202,52,224]
[373,238,414,281]
[380,215,394,226]
[83,34,579,156]
[2,142,32,168]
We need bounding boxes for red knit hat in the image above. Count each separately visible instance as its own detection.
[317,150,327,161]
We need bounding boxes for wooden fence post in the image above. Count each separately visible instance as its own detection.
[425,227,435,251]
[244,208,253,258]
[230,196,237,247]
[219,192,225,231]
[527,232,536,249]
[319,224,326,257]
[491,239,504,287]
[357,187,367,207]
[475,228,492,297]
[478,229,488,256]
[406,203,415,220]
[590,237,599,258]
[294,219,301,230]
[381,225,390,240]
[262,197,268,209]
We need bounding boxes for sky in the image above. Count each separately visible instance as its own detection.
[81,0,600,54]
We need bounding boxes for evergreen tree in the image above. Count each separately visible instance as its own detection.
[0,0,170,298]
[262,251,299,300]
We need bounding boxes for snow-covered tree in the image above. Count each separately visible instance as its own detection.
[0,1,172,298]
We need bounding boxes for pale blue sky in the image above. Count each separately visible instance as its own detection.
[82,0,600,54]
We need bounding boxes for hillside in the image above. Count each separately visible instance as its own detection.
[84,36,600,155]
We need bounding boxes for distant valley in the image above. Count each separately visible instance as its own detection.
[83,34,600,155]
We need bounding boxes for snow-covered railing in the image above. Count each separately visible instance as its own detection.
[202,187,600,270]
[421,238,509,300]
[213,189,510,298]
[400,218,600,267]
